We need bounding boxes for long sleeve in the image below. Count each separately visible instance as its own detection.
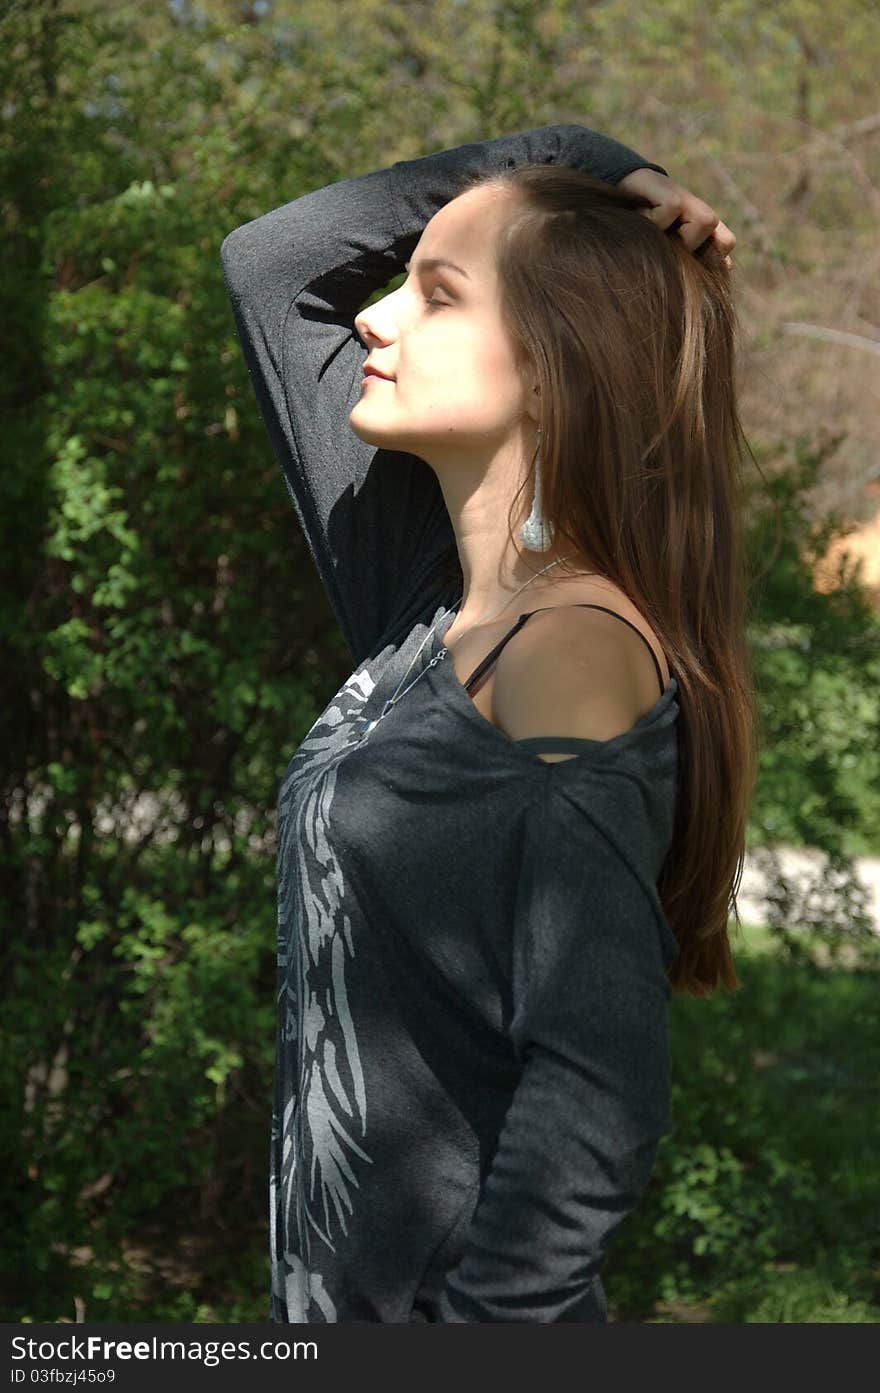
[219,126,668,668]
[436,769,680,1323]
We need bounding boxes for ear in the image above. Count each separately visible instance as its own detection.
[524,379,541,426]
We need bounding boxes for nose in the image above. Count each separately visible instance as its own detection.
[354,309,383,349]
[354,290,398,348]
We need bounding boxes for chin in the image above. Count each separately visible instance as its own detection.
[349,412,412,454]
[348,410,382,446]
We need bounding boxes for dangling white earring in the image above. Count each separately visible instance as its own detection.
[519,426,555,552]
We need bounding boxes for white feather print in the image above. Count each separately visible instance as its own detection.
[270,662,379,1321]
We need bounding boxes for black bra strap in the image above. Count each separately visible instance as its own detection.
[460,604,666,700]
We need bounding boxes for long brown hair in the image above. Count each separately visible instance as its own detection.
[451,163,761,999]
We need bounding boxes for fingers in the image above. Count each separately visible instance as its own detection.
[712,218,737,255]
[622,170,736,264]
[642,204,736,263]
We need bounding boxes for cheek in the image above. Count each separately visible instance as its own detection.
[430,326,511,381]
[403,318,522,411]
[465,339,523,411]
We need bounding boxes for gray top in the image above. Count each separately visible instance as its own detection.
[220,123,680,1324]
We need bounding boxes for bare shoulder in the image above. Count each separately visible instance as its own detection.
[492,603,665,748]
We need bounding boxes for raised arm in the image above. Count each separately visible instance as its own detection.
[219,126,668,666]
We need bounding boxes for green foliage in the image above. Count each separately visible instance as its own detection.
[744,432,880,861]
[606,949,880,1322]
[2,0,879,1324]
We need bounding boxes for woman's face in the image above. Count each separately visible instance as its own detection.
[350,185,534,466]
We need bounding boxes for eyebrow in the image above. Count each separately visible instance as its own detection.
[404,256,471,280]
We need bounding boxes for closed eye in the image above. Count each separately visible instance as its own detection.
[401,263,452,311]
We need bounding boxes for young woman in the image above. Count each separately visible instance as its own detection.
[220,123,753,1323]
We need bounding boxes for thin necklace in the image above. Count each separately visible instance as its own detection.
[356,557,603,744]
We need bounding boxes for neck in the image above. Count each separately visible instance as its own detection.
[426,433,574,625]
[452,555,586,631]
[422,431,598,628]
[448,507,581,628]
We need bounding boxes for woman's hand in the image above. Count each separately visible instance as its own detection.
[617,167,737,267]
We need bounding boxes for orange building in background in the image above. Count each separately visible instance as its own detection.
[812,482,880,606]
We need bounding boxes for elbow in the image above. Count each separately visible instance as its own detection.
[219,227,243,273]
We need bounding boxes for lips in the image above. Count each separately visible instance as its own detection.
[363,364,394,380]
